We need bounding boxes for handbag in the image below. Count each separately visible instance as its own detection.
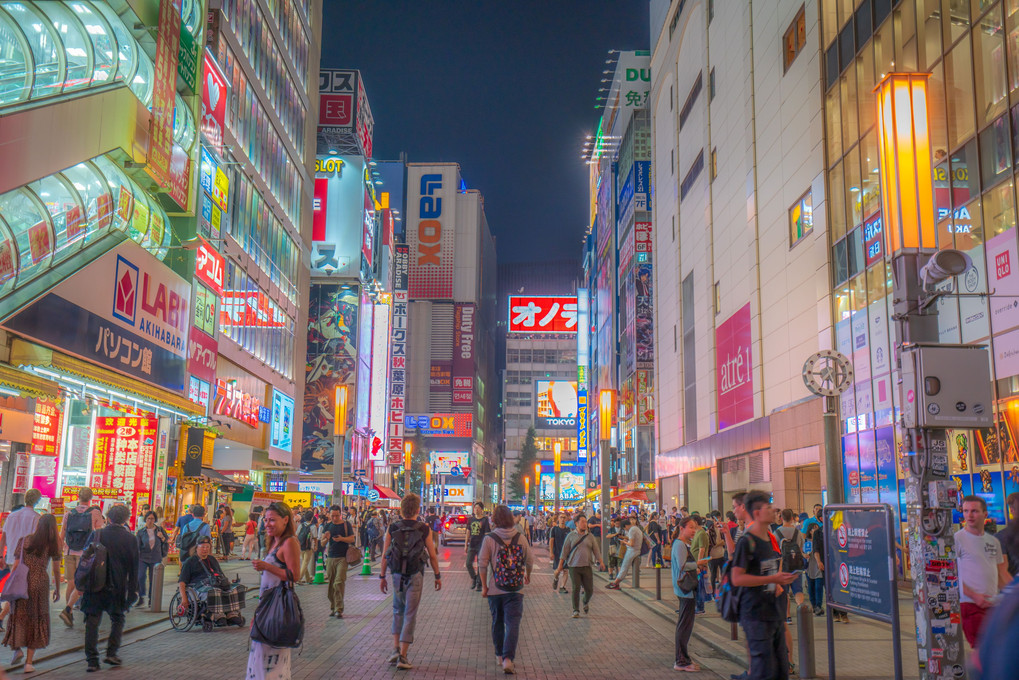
[677,541,699,594]
[250,566,304,649]
[0,539,29,603]
[199,557,232,591]
[345,544,362,566]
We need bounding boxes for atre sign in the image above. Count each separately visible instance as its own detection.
[716,303,754,430]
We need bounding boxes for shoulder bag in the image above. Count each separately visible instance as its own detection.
[250,566,304,649]
[0,539,28,602]
[677,541,699,594]
[342,522,362,566]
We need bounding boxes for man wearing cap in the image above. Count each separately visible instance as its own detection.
[178,536,245,628]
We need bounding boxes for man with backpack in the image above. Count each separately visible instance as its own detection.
[297,511,318,584]
[379,493,441,671]
[729,490,799,680]
[320,504,356,618]
[59,489,104,627]
[479,505,533,675]
[176,504,212,558]
[552,513,604,618]
[605,517,644,589]
[80,504,138,673]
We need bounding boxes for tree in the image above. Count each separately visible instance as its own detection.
[508,426,539,502]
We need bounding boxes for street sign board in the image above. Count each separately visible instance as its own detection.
[367,489,380,502]
[823,503,896,622]
[353,481,366,492]
[355,469,366,478]
[461,466,472,478]
[449,465,463,477]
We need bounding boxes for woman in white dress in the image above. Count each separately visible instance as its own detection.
[247,502,301,680]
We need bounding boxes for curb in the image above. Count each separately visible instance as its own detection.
[592,566,750,670]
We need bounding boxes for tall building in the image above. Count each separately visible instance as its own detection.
[403,163,499,508]
[0,1,322,516]
[648,0,831,513]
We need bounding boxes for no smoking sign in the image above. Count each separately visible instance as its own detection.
[839,562,850,588]
[837,524,848,548]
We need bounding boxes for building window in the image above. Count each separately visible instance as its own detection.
[679,72,703,130]
[672,214,676,242]
[783,6,806,72]
[680,149,705,200]
[708,0,714,23]
[709,68,716,100]
[671,149,675,175]
[714,281,721,315]
[710,148,718,181]
[670,84,674,111]
[789,190,813,246]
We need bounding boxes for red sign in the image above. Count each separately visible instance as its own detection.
[91,417,157,527]
[220,290,287,328]
[312,178,329,242]
[635,221,653,257]
[194,237,224,295]
[507,296,579,334]
[319,93,353,126]
[148,0,181,186]
[200,51,227,152]
[187,327,218,383]
[28,221,51,263]
[30,399,61,457]
[716,303,754,430]
[12,454,29,494]
[213,379,260,428]
[453,303,475,405]
[168,143,191,210]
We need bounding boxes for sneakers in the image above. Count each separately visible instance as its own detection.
[572,610,580,618]
[86,663,100,673]
[495,656,503,668]
[583,603,589,614]
[387,650,400,666]
[59,609,73,627]
[11,649,23,665]
[558,587,568,594]
[674,663,701,672]
[103,656,122,666]
[502,658,515,674]
[23,663,34,673]
[396,655,412,670]
[605,582,620,590]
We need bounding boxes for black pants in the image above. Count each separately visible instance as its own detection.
[568,566,593,611]
[466,546,480,586]
[675,597,696,666]
[708,556,725,591]
[741,618,789,680]
[85,609,125,665]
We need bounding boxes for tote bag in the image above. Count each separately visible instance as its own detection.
[0,540,29,603]
[250,567,304,649]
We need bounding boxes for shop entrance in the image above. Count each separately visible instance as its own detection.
[686,469,713,515]
[784,463,822,514]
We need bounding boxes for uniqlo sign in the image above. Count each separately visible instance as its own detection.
[194,237,224,295]
[996,250,1011,279]
[716,303,754,430]
[508,296,578,334]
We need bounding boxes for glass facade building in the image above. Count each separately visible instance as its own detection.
[824,0,1019,525]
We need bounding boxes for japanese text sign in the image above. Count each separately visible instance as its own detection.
[388,245,410,461]
[194,236,224,295]
[91,417,157,527]
[147,0,181,187]
[508,296,578,334]
[213,379,260,428]
[31,399,61,457]
[824,504,896,622]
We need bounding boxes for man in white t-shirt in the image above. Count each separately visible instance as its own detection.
[605,518,644,589]
[956,495,1010,649]
[0,488,42,569]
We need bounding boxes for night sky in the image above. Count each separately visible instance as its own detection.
[322,2,650,263]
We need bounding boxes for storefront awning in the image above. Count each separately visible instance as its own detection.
[373,485,401,501]
[11,339,203,417]
[0,363,60,400]
[202,468,247,493]
[611,489,656,503]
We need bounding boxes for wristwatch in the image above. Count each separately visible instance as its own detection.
[434,573,441,579]
[379,574,386,580]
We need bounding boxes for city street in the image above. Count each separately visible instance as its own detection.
[20,545,745,679]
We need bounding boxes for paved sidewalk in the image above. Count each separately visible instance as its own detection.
[594,560,922,680]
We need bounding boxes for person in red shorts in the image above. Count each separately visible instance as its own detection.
[956,495,1010,649]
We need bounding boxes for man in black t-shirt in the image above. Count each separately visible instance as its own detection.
[549,514,570,593]
[465,501,490,591]
[320,505,355,618]
[730,491,798,680]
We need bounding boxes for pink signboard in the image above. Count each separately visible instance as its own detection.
[716,303,754,430]
[452,303,475,405]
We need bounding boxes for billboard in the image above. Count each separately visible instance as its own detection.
[716,303,754,430]
[535,380,579,430]
[405,413,473,438]
[508,296,578,334]
[302,284,359,472]
[429,450,469,474]
[311,155,366,278]
[407,165,458,299]
[539,470,586,501]
[452,303,475,405]
[368,301,391,462]
[317,69,373,158]
[270,389,295,454]
[387,244,410,464]
[200,51,228,154]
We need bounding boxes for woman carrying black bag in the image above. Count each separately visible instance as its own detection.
[248,502,302,680]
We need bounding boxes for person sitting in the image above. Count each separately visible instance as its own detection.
[177,536,245,627]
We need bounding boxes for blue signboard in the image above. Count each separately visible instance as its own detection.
[633,160,651,212]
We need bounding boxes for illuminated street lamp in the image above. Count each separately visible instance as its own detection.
[598,389,615,565]
[404,441,413,496]
[524,476,530,511]
[424,462,432,503]
[534,462,541,512]
[332,385,349,508]
[554,441,562,513]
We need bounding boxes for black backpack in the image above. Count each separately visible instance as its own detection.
[780,531,807,572]
[65,508,93,552]
[297,524,312,551]
[386,521,427,590]
[177,519,204,556]
[74,534,108,593]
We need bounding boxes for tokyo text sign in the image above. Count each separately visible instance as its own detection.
[715,303,754,429]
[508,296,578,334]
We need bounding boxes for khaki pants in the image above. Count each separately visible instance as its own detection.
[300,549,316,582]
[325,557,348,614]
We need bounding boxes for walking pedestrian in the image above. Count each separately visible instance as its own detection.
[320,505,355,618]
[0,490,41,571]
[247,501,301,680]
[3,514,61,673]
[805,521,825,616]
[605,517,643,589]
[135,511,169,608]
[297,511,318,584]
[552,513,604,617]
[730,491,798,680]
[672,516,700,672]
[549,514,570,594]
[995,492,1019,577]
[81,505,139,673]
[466,501,491,591]
[479,505,533,675]
[241,511,259,560]
[59,491,103,627]
[176,505,212,558]
[606,516,623,579]
[379,493,442,671]
[957,495,1010,653]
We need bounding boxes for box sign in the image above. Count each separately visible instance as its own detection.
[824,504,896,623]
[4,242,190,393]
[441,484,474,503]
[716,303,754,430]
[270,389,295,454]
[187,327,217,383]
[405,413,472,438]
[220,291,287,328]
[201,51,227,153]
[318,69,373,158]
[535,380,578,430]
[146,0,180,187]
[368,303,390,461]
[508,296,578,334]
[407,165,458,300]
[387,245,410,462]
[213,379,261,428]
[31,399,61,457]
[194,237,224,295]
[91,416,156,527]
[577,389,588,460]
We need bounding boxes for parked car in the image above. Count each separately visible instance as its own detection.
[439,514,469,545]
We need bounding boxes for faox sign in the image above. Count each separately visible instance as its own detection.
[407,165,457,299]
[508,296,578,334]
[716,303,754,429]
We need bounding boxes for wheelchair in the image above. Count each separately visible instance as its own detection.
[169,585,245,633]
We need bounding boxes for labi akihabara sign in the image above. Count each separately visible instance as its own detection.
[534,380,578,430]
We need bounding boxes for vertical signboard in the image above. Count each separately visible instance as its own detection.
[387,244,410,465]
[368,301,391,463]
[270,390,295,455]
[31,399,61,457]
[91,416,157,525]
[311,156,364,278]
[453,303,475,406]
[716,303,754,430]
[148,0,181,186]
[200,51,227,153]
[407,165,458,300]
[577,389,588,462]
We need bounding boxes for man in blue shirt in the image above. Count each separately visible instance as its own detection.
[176,505,212,557]
[671,516,700,672]
[800,505,823,535]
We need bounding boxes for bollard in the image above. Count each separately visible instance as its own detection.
[149,563,165,613]
[730,621,739,641]
[655,562,662,600]
[797,602,817,679]
[632,559,640,589]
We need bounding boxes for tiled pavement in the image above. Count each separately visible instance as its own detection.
[21,546,746,679]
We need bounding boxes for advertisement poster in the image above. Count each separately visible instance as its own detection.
[716,303,754,430]
[31,399,61,457]
[534,380,578,430]
[90,417,156,524]
[857,430,879,504]
[270,390,295,455]
[311,154,366,278]
[407,165,458,299]
[452,303,475,405]
[987,227,1019,334]
[539,471,586,501]
[302,284,359,472]
[507,296,578,334]
[636,263,654,370]
[875,426,898,504]
[842,434,861,503]
[429,451,469,474]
